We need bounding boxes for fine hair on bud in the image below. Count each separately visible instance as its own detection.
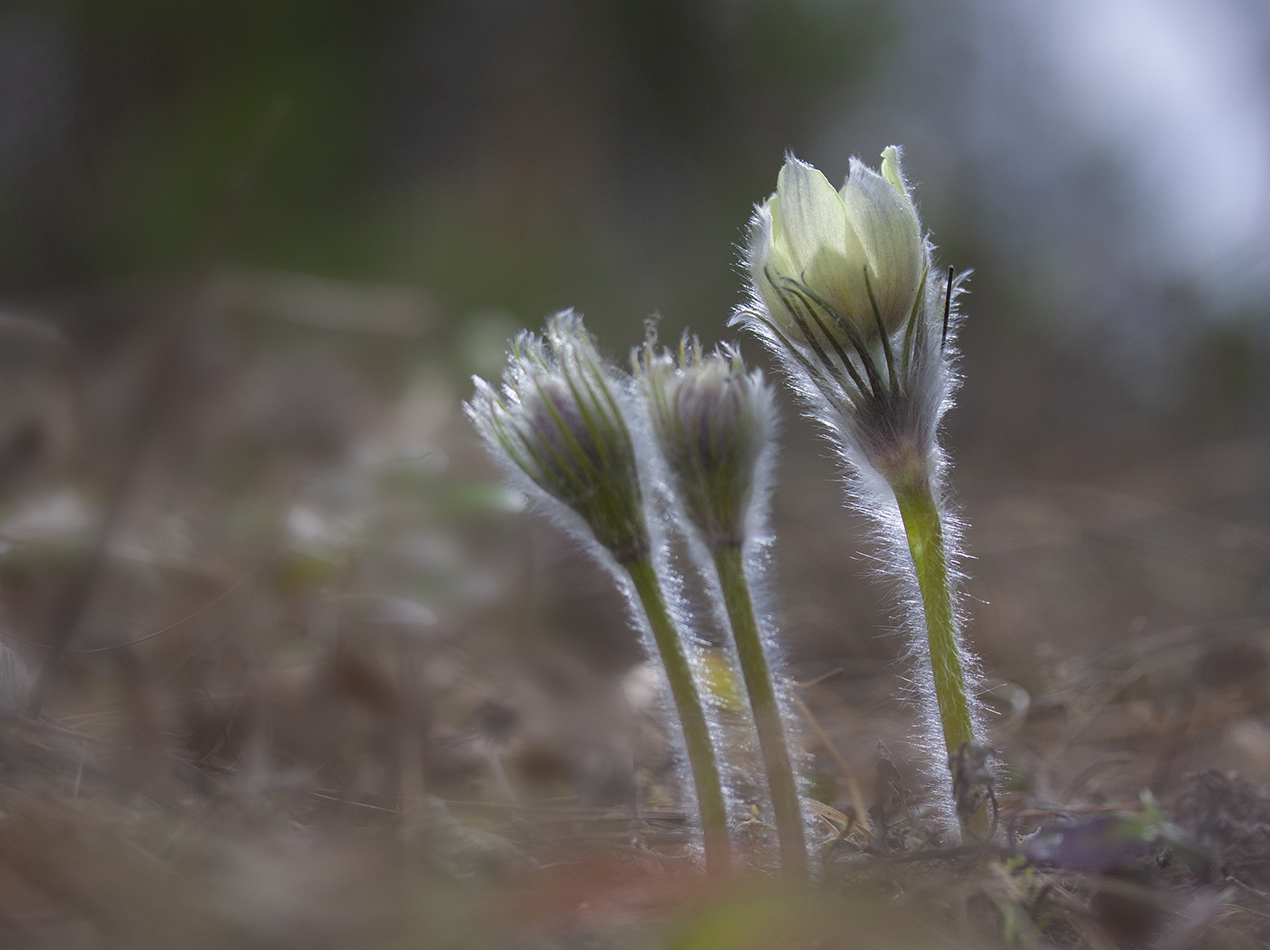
[465,309,649,566]
[634,334,778,551]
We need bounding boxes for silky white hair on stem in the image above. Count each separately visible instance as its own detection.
[635,334,812,875]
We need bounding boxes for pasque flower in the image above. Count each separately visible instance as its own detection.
[753,147,925,345]
[737,148,991,840]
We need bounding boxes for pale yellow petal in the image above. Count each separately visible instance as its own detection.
[774,157,862,322]
[880,145,907,196]
[840,157,924,334]
[774,158,847,274]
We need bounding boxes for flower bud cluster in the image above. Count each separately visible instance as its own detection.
[467,143,984,847]
[635,337,777,550]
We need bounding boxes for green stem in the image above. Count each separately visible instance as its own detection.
[892,478,988,841]
[626,557,732,873]
[713,544,809,878]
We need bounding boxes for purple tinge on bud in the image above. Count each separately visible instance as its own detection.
[467,311,650,564]
[638,341,776,549]
[522,376,608,472]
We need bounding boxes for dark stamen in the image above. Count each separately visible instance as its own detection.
[778,279,872,398]
[863,267,899,395]
[772,281,852,389]
[753,312,857,413]
[900,266,929,377]
[786,278,886,401]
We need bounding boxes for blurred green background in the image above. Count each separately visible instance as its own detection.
[2,0,1266,427]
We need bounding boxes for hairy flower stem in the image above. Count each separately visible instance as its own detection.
[892,478,988,841]
[712,544,808,878]
[625,556,732,873]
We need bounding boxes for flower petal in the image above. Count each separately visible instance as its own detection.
[880,145,908,197]
[774,157,864,321]
[748,200,791,323]
[774,158,846,271]
[840,157,924,334]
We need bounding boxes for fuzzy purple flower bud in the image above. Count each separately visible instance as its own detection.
[636,338,777,549]
[467,311,649,564]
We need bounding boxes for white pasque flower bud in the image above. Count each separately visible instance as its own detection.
[466,311,649,564]
[737,147,959,488]
[751,147,926,346]
[636,338,777,549]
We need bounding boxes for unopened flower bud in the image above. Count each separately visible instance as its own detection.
[751,147,926,347]
[467,311,649,564]
[636,337,776,549]
[736,147,959,489]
